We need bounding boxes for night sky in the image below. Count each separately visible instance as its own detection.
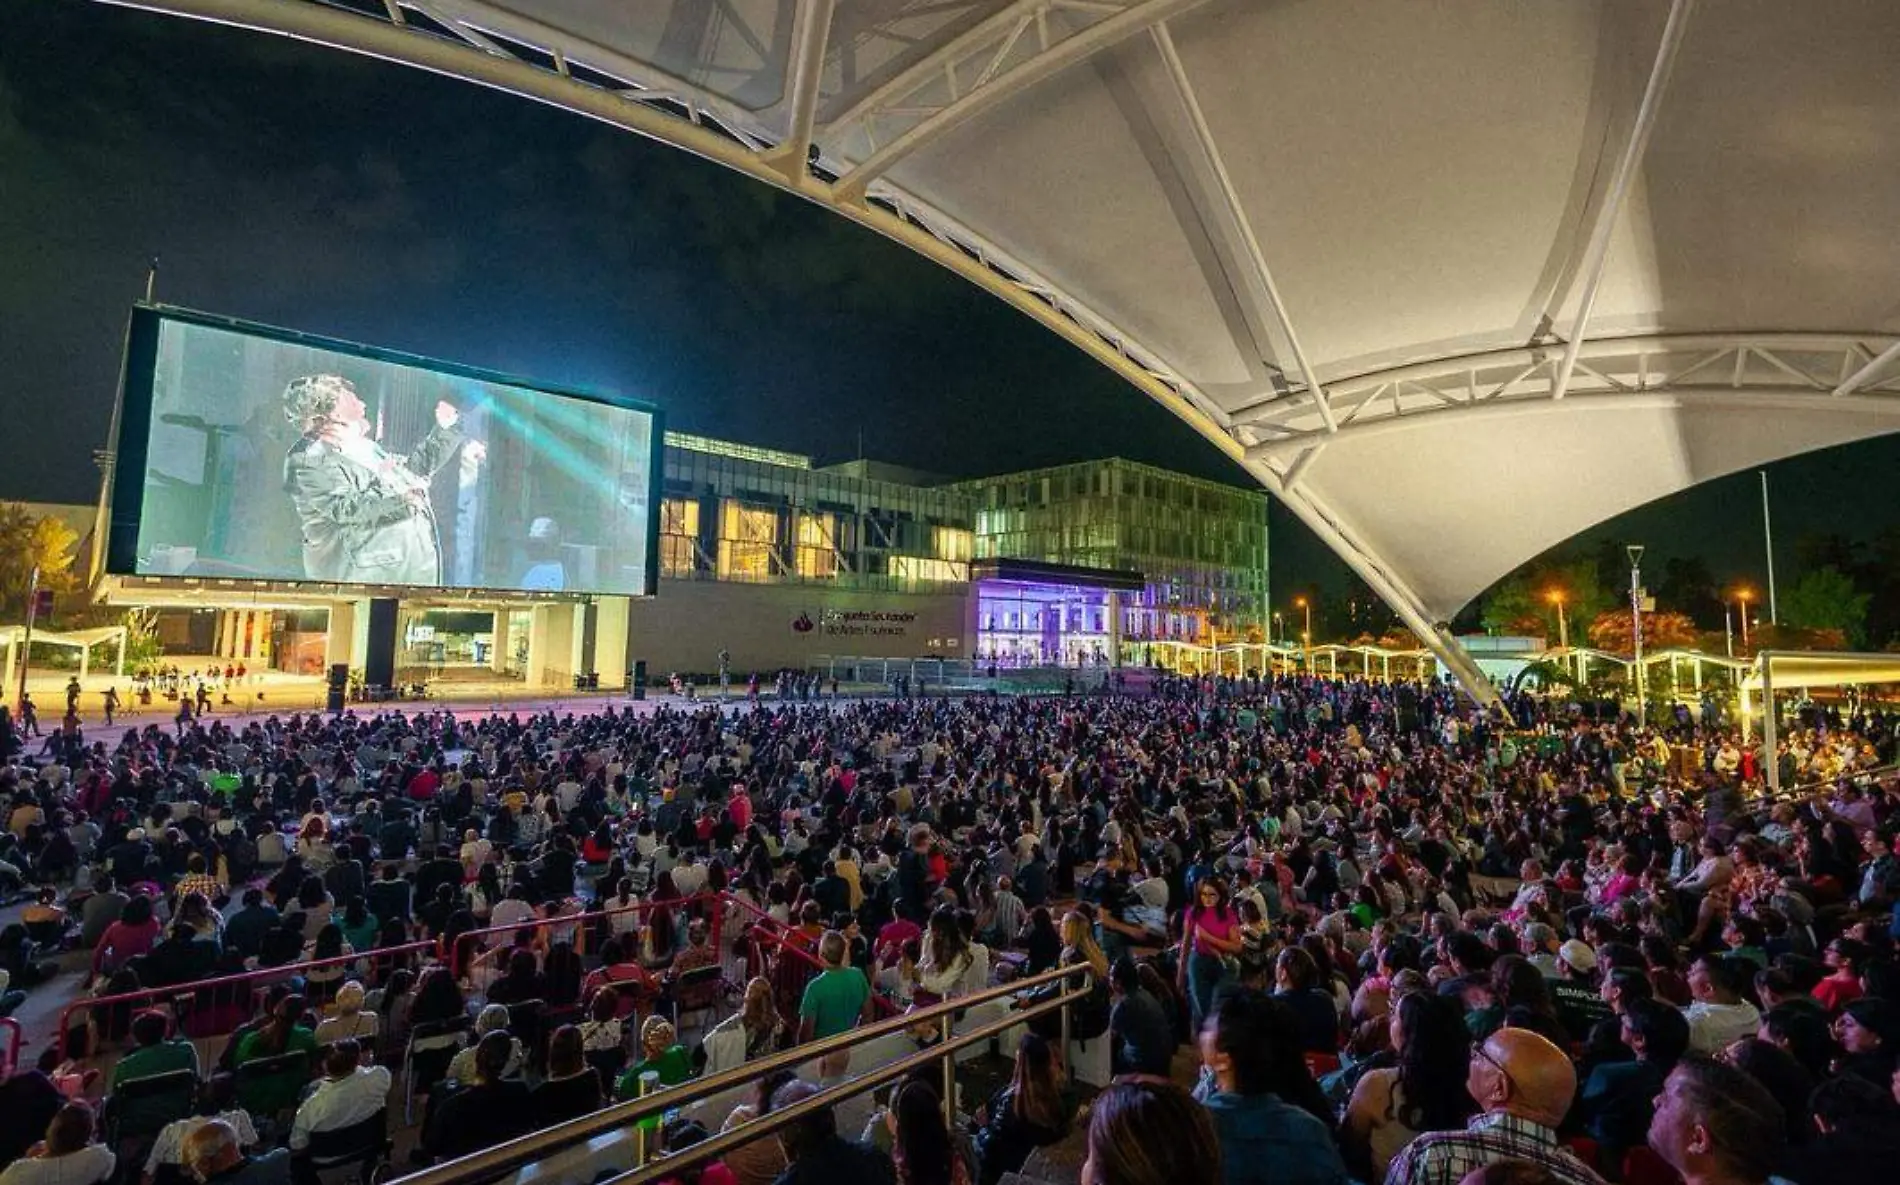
[3,1,1897,609]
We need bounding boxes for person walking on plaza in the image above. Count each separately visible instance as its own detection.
[20,693,38,737]
[101,687,118,726]
[64,677,81,717]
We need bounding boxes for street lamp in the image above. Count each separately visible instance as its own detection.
[1295,596,1312,671]
[1272,612,1284,646]
[1546,589,1569,650]
[1627,545,1646,723]
[1735,588,1753,652]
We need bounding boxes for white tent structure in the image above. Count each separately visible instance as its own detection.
[0,624,130,691]
[1740,651,1900,793]
[87,0,1900,703]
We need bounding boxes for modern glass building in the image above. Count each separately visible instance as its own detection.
[658,432,974,592]
[950,458,1270,667]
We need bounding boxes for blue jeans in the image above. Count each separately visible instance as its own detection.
[1187,951,1226,1032]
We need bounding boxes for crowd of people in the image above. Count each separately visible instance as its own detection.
[0,671,1896,1185]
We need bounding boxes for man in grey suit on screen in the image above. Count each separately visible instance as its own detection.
[281,374,485,585]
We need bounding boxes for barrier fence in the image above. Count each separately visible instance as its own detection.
[388,962,1095,1185]
[722,892,901,1020]
[50,891,784,1062]
[447,893,725,979]
[56,938,440,1055]
[0,1016,21,1078]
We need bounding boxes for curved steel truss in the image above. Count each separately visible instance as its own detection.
[80,0,1900,712]
[1241,332,1900,475]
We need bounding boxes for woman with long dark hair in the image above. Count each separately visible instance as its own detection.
[542,941,584,1007]
[409,965,467,1026]
[887,1079,969,1185]
[972,1033,1069,1185]
[1178,877,1242,1031]
[643,872,680,967]
[1342,991,1474,1180]
[1020,907,1060,976]
[717,1068,796,1185]
[1082,1078,1221,1185]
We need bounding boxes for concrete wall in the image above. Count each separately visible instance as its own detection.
[626,579,971,677]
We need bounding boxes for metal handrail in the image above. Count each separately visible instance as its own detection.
[389,960,1093,1185]
[57,938,439,1047]
[451,892,723,974]
[722,894,901,1018]
[0,1016,22,1078]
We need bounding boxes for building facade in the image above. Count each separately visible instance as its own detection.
[90,441,1270,684]
[950,458,1270,668]
[638,433,974,674]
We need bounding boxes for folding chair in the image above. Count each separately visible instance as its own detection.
[668,964,726,1034]
[402,1016,470,1125]
[295,1108,392,1185]
[584,1047,628,1098]
[504,999,548,1070]
[235,1050,313,1125]
[102,1068,199,1149]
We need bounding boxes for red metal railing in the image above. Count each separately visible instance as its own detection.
[47,890,885,1066]
[0,1017,22,1079]
[449,892,725,978]
[56,939,438,1054]
[722,893,898,1018]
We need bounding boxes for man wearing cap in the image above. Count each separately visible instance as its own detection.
[1550,939,1614,1043]
[280,375,484,585]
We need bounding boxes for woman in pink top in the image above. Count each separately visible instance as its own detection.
[1178,877,1243,1030]
[91,894,161,977]
[1599,851,1644,904]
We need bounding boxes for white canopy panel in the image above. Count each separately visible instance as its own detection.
[89,0,1900,698]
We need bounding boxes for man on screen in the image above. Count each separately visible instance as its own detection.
[281,374,485,584]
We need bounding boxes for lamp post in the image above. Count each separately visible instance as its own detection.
[1273,611,1284,646]
[1627,545,1646,723]
[1736,589,1753,652]
[1295,596,1312,673]
[1547,589,1569,650]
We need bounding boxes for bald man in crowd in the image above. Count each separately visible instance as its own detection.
[182,1119,291,1185]
[1385,1027,1608,1185]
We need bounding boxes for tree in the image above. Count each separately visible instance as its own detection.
[0,502,80,621]
[1479,556,1612,643]
[1587,609,1699,656]
[1783,566,1871,647]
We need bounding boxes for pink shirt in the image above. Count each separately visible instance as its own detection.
[1186,906,1237,957]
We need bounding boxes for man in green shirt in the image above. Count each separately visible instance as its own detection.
[799,931,872,1042]
[112,1010,200,1089]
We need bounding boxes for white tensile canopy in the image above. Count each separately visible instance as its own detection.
[90,1,1900,700]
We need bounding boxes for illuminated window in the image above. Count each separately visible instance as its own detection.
[891,556,968,585]
[796,512,839,579]
[660,498,699,578]
[935,526,973,562]
[717,501,778,582]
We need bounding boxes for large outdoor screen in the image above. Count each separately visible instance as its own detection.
[109,307,660,596]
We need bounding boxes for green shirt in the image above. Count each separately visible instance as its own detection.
[112,1038,198,1089]
[619,1044,694,1099]
[800,967,871,1039]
